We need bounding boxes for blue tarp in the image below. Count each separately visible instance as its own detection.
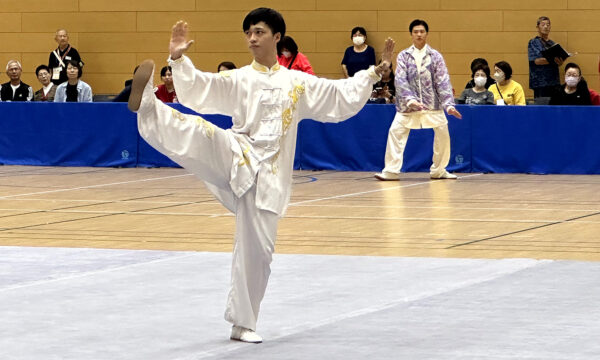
[1,102,599,174]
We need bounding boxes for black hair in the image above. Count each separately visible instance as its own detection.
[217,61,237,71]
[470,58,488,72]
[35,64,50,76]
[494,61,513,80]
[564,62,582,77]
[471,63,491,78]
[409,19,429,33]
[160,66,172,77]
[66,59,82,78]
[350,26,367,39]
[277,36,298,55]
[242,7,286,38]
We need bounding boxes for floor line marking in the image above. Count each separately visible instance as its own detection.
[0,173,194,200]
[288,173,483,207]
[448,211,600,249]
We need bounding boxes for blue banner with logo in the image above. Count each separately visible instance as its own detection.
[1,103,599,174]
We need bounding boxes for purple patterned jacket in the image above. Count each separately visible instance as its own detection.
[394,45,455,113]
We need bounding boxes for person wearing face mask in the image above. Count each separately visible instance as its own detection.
[457,63,495,105]
[464,58,495,90]
[488,61,526,105]
[341,26,376,78]
[33,65,57,101]
[277,36,314,74]
[549,63,591,105]
[154,66,177,103]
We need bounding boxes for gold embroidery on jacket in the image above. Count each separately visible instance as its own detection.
[238,146,250,166]
[271,82,305,174]
[171,108,215,138]
[281,82,305,134]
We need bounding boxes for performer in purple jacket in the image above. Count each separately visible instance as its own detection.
[375,19,462,181]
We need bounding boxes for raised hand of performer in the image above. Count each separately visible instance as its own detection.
[170,21,195,60]
[375,37,395,76]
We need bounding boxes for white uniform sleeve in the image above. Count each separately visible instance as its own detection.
[169,55,236,116]
[298,66,380,123]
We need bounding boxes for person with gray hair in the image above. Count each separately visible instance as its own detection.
[0,60,33,101]
[528,16,564,102]
[48,28,83,85]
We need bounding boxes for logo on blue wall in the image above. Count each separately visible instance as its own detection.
[455,154,464,164]
[121,150,130,160]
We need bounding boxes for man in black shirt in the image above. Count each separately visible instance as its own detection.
[48,29,83,85]
[0,60,33,101]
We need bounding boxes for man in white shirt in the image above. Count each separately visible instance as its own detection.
[128,7,394,343]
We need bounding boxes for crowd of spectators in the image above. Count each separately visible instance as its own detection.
[0,19,598,105]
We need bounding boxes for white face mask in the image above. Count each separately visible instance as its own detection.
[565,76,579,87]
[493,72,505,82]
[353,36,365,46]
[474,76,487,88]
[282,51,292,58]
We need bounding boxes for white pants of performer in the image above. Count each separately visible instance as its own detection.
[137,91,278,332]
[382,112,450,177]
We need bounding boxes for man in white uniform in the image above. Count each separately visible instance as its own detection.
[127,8,395,343]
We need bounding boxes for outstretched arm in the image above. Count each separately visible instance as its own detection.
[299,38,395,123]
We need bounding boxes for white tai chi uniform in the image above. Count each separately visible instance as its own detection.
[382,44,456,178]
[136,55,380,331]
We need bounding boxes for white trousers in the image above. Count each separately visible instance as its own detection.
[382,112,451,177]
[137,90,278,331]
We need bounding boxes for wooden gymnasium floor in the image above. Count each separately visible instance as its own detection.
[1,165,599,262]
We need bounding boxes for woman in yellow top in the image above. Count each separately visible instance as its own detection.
[488,61,526,105]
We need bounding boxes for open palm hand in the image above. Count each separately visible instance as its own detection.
[170,21,195,60]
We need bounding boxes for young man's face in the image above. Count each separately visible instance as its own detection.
[244,21,280,61]
[411,25,428,48]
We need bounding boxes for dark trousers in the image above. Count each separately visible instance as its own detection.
[533,86,556,98]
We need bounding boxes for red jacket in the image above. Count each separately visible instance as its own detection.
[154,84,177,103]
[589,88,600,105]
[278,52,315,75]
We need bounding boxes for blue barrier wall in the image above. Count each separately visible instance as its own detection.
[1,103,599,174]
